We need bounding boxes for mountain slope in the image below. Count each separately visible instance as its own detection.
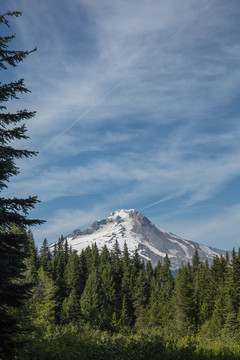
[49,209,226,270]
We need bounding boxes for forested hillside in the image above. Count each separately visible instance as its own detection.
[5,230,240,359]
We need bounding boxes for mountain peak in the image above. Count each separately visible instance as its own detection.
[108,209,138,218]
[49,209,227,270]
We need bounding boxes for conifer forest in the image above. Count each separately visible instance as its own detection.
[1,10,240,360]
[3,230,240,360]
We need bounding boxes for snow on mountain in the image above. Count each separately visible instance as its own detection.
[49,209,227,270]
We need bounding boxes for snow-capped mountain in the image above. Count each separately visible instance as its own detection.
[49,209,226,270]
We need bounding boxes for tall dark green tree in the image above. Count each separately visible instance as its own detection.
[173,264,196,332]
[39,238,51,273]
[24,229,39,283]
[60,251,86,324]
[80,269,103,327]
[0,11,43,359]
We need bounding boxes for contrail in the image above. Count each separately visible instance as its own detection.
[43,0,213,152]
[43,79,127,151]
[140,191,183,210]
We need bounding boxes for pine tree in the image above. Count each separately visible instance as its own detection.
[100,261,117,329]
[111,239,122,275]
[160,255,174,305]
[121,255,135,325]
[61,250,86,323]
[148,277,162,327]
[83,244,99,276]
[133,269,150,311]
[133,269,150,329]
[122,241,130,270]
[209,284,226,336]
[148,256,174,328]
[64,250,86,298]
[39,238,51,273]
[24,229,39,284]
[80,269,103,327]
[111,240,123,299]
[61,289,81,324]
[154,260,162,284]
[0,12,44,358]
[118,295,131,332]
[28,267,56,334]
[192,249,200,277]
[53,238,68,322]
[222,251,240,334]
[100,244,111,265]
[146,260,153,282]
[198,261,214,323]
[173,264,196,332]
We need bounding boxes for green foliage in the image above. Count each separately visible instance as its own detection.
[173,264,196,332]
[0,11,44,358]
[15,326,240,360]
[10,230,240,359]
[60,289,81,324]
[28,267,56,334]
[80,269,103,327]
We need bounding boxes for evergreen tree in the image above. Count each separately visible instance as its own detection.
[148,277,162,327]
[28,267,56,333]
[228,249,240,314]
[100,261,117,329]
[64,250,86,298]
[122,241,130,270]
[54,238,68,321]
[118,295,131,332]
[146,260,154,282]
[121,258,135,325]
[148,256,174,328]
[39,238,51,273]
[192,249,200,277]
[100,244,111,265]
[133,269,150,311]
[173,264,196,332]
[111,240,123,299]
[160,255,174,306]
[111,239,122,275]
[153,260,162,284]
[61,289,81,324]
[222,251,240,334]
[61,250,86,324]
[209,284,226,336]
[133,269,150,329]
[24,229,39,284]
[198,261,214,323]
[91,242,100,270]
[0,12,43,359]
[161,255,174,290]
[83,245,97,276]
[80,269,103,327]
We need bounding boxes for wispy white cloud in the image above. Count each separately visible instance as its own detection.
[11,0,239,142]
[6,122,240,208]
[2,0,240,248]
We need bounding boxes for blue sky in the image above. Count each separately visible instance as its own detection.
[2,0,240,250]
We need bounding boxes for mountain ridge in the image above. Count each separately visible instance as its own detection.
[49,209,227,270]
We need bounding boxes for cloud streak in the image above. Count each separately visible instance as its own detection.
[2,0,240,248]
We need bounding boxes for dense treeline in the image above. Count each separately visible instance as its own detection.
[25,232,240,341]
[3,229,240,359]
